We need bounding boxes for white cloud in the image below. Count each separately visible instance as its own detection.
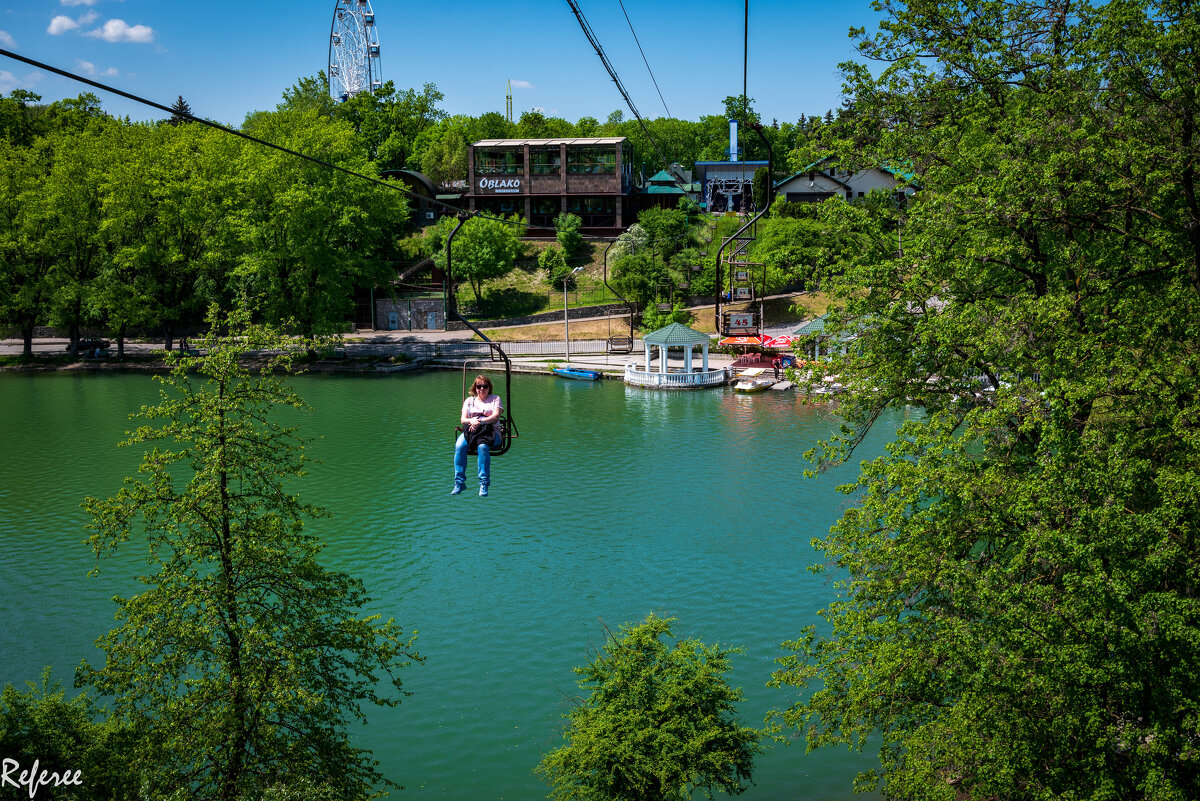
[74,59,115,77]
[510,80,533,89]
[79,10,100,25]
[48,15,80,35]
[86,19,154,43]
[0,69,43,94]
[0,30,16,48]
[61,0,100,6]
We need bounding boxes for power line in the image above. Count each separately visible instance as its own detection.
[0,48,668,245]
[563,0,686,188]
[616,0,672,119]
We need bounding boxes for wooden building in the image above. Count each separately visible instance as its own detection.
[465,137,635,234]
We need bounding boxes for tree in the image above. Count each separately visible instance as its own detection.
[0,670,139,799]
[0,89,51,146]
[80,307,421,801]
[537,615,761,801]
[636,206,694,263]
[433,213,526,303]
[751,165,769,211]
[409,116,471,186]
[610,250,664,308]
[99,121,242,351]
[168,95,193,126]
[0,143,54,358]
[770,1,1200,799]
[234,109,408,340]
[539,245,571,289]
[554,212,586,261]
[37,124,112,353]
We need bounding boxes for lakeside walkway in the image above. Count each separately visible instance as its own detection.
[1,318,803,383]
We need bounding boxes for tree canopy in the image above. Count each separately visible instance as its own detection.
[80,308,421,800]
[537,615,761,801]
[769,1,1200,798]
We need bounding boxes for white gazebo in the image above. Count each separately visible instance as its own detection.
[623,322,730,389]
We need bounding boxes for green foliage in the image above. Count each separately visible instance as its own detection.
[234,109,408,339]
[539,245,571,290]
[611,251,664,307]
[636,206,694,262]
[0,669,139,799]
[433,213,526,303]
[537,615,761,801]
[770,1,1200,799]
[0,89,51,146]
[638,301,691,333]
[751,166,769,211]
[80,307,421,801]
[554,212,586,261]
[0,141,54,357]
[168,95,193,126]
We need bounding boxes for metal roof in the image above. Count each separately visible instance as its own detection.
[642,322,711,345]
[792,315,829,336]
[472,137,627,147]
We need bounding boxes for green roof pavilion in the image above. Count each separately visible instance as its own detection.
[640,323,713,374]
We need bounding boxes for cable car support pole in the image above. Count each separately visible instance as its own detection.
[601,238,635,342]
[714,206,769,334]
[445,214,515,434]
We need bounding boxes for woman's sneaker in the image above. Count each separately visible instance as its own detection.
[451,484,464,495]
[479,485,488,497]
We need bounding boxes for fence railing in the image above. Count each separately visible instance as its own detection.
[623,364,731,388]
[426,339,644,358]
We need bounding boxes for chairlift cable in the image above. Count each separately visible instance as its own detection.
[0,48,688,246]
[615,0,672,119]
[563,1,688,193]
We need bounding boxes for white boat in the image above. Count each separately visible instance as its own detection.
[733,367,774,393]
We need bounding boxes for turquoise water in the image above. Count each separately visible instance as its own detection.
[0,370,902,800]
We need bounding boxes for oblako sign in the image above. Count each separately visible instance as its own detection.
[478,177,522,194]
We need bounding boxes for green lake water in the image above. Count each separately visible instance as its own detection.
[0,370,904,800]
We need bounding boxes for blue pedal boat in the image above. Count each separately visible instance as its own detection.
[552,367,602,381]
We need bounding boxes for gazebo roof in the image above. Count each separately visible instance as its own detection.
[642,322,711,345]
[792,315,828,336]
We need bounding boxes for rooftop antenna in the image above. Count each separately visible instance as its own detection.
[506,79,513,123]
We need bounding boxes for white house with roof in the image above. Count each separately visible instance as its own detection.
[773,157,917,204]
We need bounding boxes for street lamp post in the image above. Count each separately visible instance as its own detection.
[564,265,585,360]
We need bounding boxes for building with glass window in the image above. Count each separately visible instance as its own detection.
[465,137,634,233]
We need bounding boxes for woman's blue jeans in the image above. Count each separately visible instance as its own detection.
[454,429,501,488]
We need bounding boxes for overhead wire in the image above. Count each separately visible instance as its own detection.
[615,0,672,119]
[0,48,701,259]
[0,48,580,239]
[562,0,688,191]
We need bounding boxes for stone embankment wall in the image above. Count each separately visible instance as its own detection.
[445,302,632,331]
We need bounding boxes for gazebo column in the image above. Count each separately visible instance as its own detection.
[684,346,693,372]
[644,342,652,371]
[659,344,668,373]
[701,342,710,371]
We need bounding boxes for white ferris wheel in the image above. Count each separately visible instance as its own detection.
[328,0,382,101]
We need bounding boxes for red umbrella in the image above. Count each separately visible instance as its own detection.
[718,336,764,346]
[762,335,795,349]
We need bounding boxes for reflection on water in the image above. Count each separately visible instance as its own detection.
[0,371,900,801]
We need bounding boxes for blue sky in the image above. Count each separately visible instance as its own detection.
[1,1,883,128]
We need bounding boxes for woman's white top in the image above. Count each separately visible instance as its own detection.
[462,393,502,422]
